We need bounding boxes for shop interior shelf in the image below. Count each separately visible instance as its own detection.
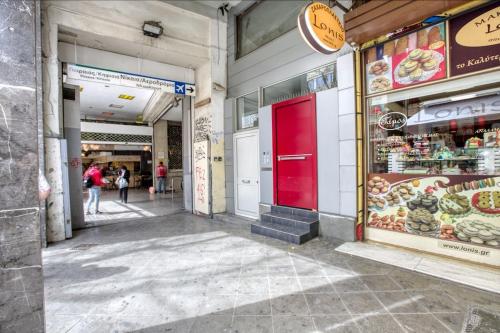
[397,158,480,162]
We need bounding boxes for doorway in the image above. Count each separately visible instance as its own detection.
[234,129,260,219]
[272,94,317,210]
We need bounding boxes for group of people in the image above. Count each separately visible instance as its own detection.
[83,163,130,214]
[83,161,167,215]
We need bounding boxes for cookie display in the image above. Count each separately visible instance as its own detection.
[407,193,439,214]
[454,220,500,247]
[367,176,390,195]
[391,182,416,201]
[384,192,400,206]
[471,191,500,214]
[405,208,439,235]
[440,225,458,241]
[368,212,406,232]
[368,60,389,75]
[368,195,386,210]
[369,76,391,93]
[394,48,444,84]
[439,193,471,215]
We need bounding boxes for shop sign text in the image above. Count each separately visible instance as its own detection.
[378,112,407,130]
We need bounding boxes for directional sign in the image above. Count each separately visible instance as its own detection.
[65,64,196,96]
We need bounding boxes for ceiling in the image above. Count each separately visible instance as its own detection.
[162,101,183,122]
[78,81,154,121]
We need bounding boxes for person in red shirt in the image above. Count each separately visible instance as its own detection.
[156,161,167,194]
[83,163,105,214]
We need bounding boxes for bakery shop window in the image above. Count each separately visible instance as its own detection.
[368,87,500,176]
[366,86,500,248]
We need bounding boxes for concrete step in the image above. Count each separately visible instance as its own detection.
[261,212,318,232]
[270,205,318,219]
[251,221,315,245]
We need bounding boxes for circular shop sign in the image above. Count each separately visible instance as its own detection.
[298,2,345,54]
[378,112,407,130]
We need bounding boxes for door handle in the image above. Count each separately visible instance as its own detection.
[278,154,311,161]
[242,179,251,184]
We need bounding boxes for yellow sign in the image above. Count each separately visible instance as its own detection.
[298,2,345,54]
[455,5,500,47]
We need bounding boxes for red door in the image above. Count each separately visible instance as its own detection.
[273,94,317,210]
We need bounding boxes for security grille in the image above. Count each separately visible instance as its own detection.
[168,122,182,170]
[81,132,152,143]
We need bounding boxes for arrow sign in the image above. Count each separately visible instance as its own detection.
[186,87,194,93]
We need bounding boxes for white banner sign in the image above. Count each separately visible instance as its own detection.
[65,63,195,96]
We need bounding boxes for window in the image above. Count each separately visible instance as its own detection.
[263,63,337,106]
[236,0,304,58]
[236,91,258,131]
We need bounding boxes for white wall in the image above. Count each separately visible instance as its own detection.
[59,43,195,84]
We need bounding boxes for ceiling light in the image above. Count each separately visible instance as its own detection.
[118,94,135,100]
[449,93,477,102]
[109,104,124,109]
[143,21,163,38]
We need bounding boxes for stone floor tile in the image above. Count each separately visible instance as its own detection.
[339,291,387,315]
[294,263,327,277]
[407,290,465,313]
[44,314,83,333]
[206,278,240,295]
[214,266,242,279]
[267,265,296,277]
[238,277,269,294]
[272,315,315,333]
[231,315,272,333]
[389,269,443,290]
[189,315,233,333]
[313,315,360,333]
[330,276,369,293]
[360,275,403,291]
[235,294,271,315]
[394,314,452,333]
[270,294,310,316]
[299,276,336,294]
[240,265,268,277]
[268,277,301,296]
[198,294,236,316]
[347,258,395,276]
[305,293,349,315]
[374,291,429,314]
[353,314,405,333]
[432,312,466,332]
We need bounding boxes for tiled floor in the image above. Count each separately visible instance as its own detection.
[83,189,183,225]
[43,213,500,333]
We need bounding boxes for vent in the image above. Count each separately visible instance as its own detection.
[81,132,152,143]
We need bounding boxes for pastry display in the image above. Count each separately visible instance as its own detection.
[367,176,390,195]
[368,60,389,75]
[405,207,439,234]
[439,193,471,215]
[465,137,483,149]
[454,220,500,247]
[390,182,416,201]
[440,225,458,241]
[407,192,439,214]
[472,191,500,214]
[368,212,406,232]
[384,192,401,206]
[427,26,443,45]
[383,41,395,57]
[394,48,444,84]
[395,35,409,54]
[367,195,386,210]
[416,29,428,48]
[369,76,391,93]
[446,177,496,194]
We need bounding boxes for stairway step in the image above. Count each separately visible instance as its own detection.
[261,212,318,231]
[251,222,314,245]
[271,205,318,219]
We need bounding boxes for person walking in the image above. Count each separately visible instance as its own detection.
[83,163,105,214]
[156,161,167,194]
[118,165,130,204]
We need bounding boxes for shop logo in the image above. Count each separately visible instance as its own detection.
[378,112,407,130]
[455,5,500,47]
[298,2,345,54]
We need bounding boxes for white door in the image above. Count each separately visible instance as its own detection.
[234,130,260,219]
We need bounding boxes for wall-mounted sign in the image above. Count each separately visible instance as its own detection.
[449,2,500,77]
[378,112,407,130]
[65,63,196,96]
[298,2,345,54]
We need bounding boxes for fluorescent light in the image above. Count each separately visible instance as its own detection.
[450,93,477,102]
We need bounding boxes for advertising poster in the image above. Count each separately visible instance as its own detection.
[366,174,500,249]
[365,22,447,94]
[449,2,500,77]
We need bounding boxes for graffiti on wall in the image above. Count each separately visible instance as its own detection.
[194,116,211,143]
[193,140,209,214]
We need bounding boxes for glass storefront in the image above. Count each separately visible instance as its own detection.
[362,2,500,261]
